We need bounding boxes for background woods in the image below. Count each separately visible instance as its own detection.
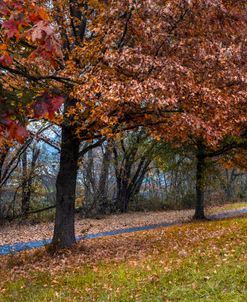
[0,133,246,221]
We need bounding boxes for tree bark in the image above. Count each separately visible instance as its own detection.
[224,169,236,201]
[52,100,80,249]
[113,136,153,213]
[194,144,206,220]
[0,148,9,219]
[115,159,151,213]
[0,152,7,200]
[116,180,130,213]
[21,147,40,215]
[95,143,111,213]
[84,148,95,205]
[21,150,29,215]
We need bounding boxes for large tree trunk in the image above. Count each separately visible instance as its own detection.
[194,144,206,220]
[52,100,80,249]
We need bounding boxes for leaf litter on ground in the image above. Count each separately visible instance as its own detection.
[0,202,246,247]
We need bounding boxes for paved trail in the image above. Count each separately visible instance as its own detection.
[0,208,246,256]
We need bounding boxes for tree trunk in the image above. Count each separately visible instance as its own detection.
[84,149,95,205]
[21,147,40,216]
[0,148,10,219]
[0,152,6,201]
[21,150,29,215]
[115,160,150,213]
[116,181,130,213]
[194,144,206,220]
[224,169,237,202]
[52,118,80,249]
[113,140,152,213]
[96,143,111,213]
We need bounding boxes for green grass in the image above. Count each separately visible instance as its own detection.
[220,201,247,210]
[206,201,247,214]
[1,217,247,302]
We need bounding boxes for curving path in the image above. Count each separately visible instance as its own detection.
[0,208,247,256]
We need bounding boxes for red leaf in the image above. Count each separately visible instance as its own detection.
[14,124,29,143]
[2,20,20,40]
[6,120,29,143]
[0,52,13,66]
[50,96,64,111]
[33,101,49,118]
[30,21,53,42]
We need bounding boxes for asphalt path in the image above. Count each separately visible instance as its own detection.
[0,207,246,256]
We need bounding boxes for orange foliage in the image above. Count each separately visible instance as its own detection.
[0,0,246,147]
[0,0,63,143]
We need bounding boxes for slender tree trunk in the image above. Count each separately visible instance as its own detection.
[0,153,5,218]
[115,157,151,213]
[84,149,95,205]
[52,103,80,249]
[116,162,150,213]
[0,153,6,182]
[21,150,29,215]
[0,153,6,201]
[96,144,111,213]
[21,148,40,216]
[224,169,236,201]
[116,183,130,213]
[194,144,206,220]
[0,149,10,219]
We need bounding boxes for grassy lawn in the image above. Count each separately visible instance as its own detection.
[0,216,246,302]
[206,202,247,214]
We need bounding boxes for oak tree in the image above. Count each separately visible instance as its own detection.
[1,0,246,247]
